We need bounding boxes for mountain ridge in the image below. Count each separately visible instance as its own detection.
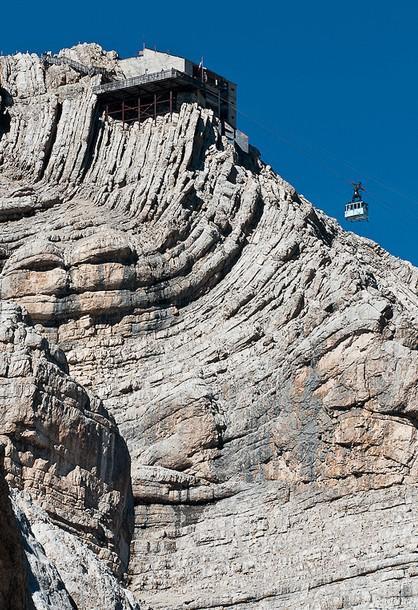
[0,43,417,610]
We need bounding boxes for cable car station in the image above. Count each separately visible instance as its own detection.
[92,48,237,131]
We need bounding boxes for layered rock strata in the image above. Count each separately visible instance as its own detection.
[0,302,133,575]
[1,44,418,609]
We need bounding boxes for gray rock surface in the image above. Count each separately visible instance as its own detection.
[0,301,133,576]
[0,43,418,609]
[13,490,139,610]
[12,492,76,610]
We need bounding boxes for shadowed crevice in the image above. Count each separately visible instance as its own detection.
[36,102,62,182]
[0,87,13,140]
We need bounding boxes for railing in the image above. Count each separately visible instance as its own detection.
[41,54,110,77]
[92,68,195,95]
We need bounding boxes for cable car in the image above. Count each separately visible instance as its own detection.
[345,182,368,222]
[344,200,368,221]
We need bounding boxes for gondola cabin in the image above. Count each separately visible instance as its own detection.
[344,200,368,222]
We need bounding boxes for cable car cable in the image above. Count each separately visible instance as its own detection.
[219,95,418,224]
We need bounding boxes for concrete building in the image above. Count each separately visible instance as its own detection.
[93,48,237,131]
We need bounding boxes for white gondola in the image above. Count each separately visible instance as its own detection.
[344,200,368,222]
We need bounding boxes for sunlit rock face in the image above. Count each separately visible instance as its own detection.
[1,43,418,610]
[12,489,139,610]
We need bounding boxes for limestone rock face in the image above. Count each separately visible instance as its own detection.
[0,302,133,576]
[13,490,139,610]
[1,44,418,609]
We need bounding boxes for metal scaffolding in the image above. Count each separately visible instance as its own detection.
[104,90,175,127]
[91,60,238,141]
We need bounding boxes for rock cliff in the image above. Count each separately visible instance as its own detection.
[1,44,417,609]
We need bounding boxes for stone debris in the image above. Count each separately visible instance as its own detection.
[0,43,417,609]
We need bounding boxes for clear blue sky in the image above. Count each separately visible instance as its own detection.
[2,0,418,265]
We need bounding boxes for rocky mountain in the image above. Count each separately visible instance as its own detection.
[0,43,417,610]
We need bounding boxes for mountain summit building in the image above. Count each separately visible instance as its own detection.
[92,48,244,146]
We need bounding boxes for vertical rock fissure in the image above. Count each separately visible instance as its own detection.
[37,101,62,182]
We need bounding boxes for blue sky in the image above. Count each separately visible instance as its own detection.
[2,0,417,265]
